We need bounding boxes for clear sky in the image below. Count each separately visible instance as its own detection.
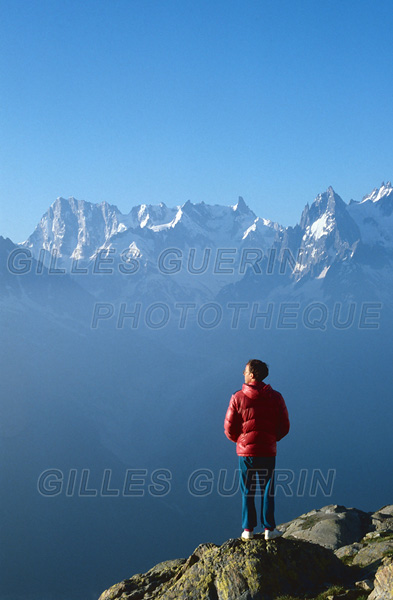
[1,0,393,242]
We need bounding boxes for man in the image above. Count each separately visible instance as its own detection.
[224,359,290,540]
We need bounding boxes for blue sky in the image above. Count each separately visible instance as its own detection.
[1,0,393,242]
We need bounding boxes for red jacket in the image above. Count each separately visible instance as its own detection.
[224,382,290,456]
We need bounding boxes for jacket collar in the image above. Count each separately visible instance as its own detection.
[242,381,271,399]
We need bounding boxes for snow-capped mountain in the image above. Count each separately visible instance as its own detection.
[4,182,393,308]
[347,182,393,249]
[19,195,283,301]
[22,197,127,261]
[292,187,361,282]
[22,195,280,265]
[3,185,393,600]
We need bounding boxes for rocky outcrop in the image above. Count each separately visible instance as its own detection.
[99,536,349,600]
[98,504,393,600]
[371,505,393,534]
[369,557,393,600]
[329,507,393,600]
[279,505,373,550]
[332,506,393,576]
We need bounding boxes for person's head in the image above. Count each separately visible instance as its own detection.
[244,359,269,383]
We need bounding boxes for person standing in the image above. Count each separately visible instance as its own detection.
[224,359,290,540]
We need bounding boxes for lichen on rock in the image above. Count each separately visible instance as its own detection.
[99,536,349,600]
[98,504,393,600]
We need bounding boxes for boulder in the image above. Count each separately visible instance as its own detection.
[354,578,374,592]
[98,504,393,600]
[98,558,187,600]
[335,543,364,560]
[352,535,393,569]
[371,505,393,534]
[279,505,373,550]
[98,536,349,600]
[334,530,393,582]
[368,556,393,600]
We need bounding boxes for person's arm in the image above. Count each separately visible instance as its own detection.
[224,394,242,442]
[276,393,290,441]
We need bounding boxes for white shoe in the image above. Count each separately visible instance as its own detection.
[265,528,283,540]
[241,530,254,540]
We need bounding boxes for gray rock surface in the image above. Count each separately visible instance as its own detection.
[355,578,374,592]
[98,504,393,600]
[332,509,393,579]
[352,536,393,568]
[98,537,349,600]
[279,504,372,550]
[335,543,364,560]
[371,505,393,534]
[368,556,393,600]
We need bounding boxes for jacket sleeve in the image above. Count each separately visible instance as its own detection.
[224,394,242,442]
[276,393,290,441]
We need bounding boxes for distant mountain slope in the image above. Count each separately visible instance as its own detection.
[0,235,94,321]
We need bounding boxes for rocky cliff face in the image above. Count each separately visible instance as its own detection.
[98,504,393,600]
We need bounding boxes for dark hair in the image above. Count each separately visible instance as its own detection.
[247,359,269,382]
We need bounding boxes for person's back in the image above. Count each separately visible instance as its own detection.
[224,359,290,541]
[225,380,289,457]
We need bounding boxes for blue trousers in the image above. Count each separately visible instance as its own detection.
[239,456,276,530]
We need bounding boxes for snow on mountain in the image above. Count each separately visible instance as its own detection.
[21,196,282,299]
[10,183,393,308]
[347,182,393,249]
[217,183,393,306]
[152,197,261,244]
[293,187,360,281]
[128,202,179,230]
[21,197,127,262]
[89,198,281,299]
[241,217,280,248]
[359,181,393,204]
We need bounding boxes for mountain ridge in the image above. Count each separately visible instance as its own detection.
[2,182,392,310]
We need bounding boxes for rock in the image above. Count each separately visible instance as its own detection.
[355,578,374,591]
[279,505,373,550]
[98,537,350,600]
[335,543,364,560]
[98,558,186,600]
[368,556,393,600]
[364,531,383,540]
[326,592,363,600]
[375,505,393,517]
[333,529,393,583]
[371,505,393,534]
[352,535,393,569]
[99,504,393,600]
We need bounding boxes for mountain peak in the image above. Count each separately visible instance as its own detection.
[303,189,347,227]
[317,187,344,206]
[361,181,393,204]
[51,196,87,211]
[233,196,248,212]
[53,196,68,207]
